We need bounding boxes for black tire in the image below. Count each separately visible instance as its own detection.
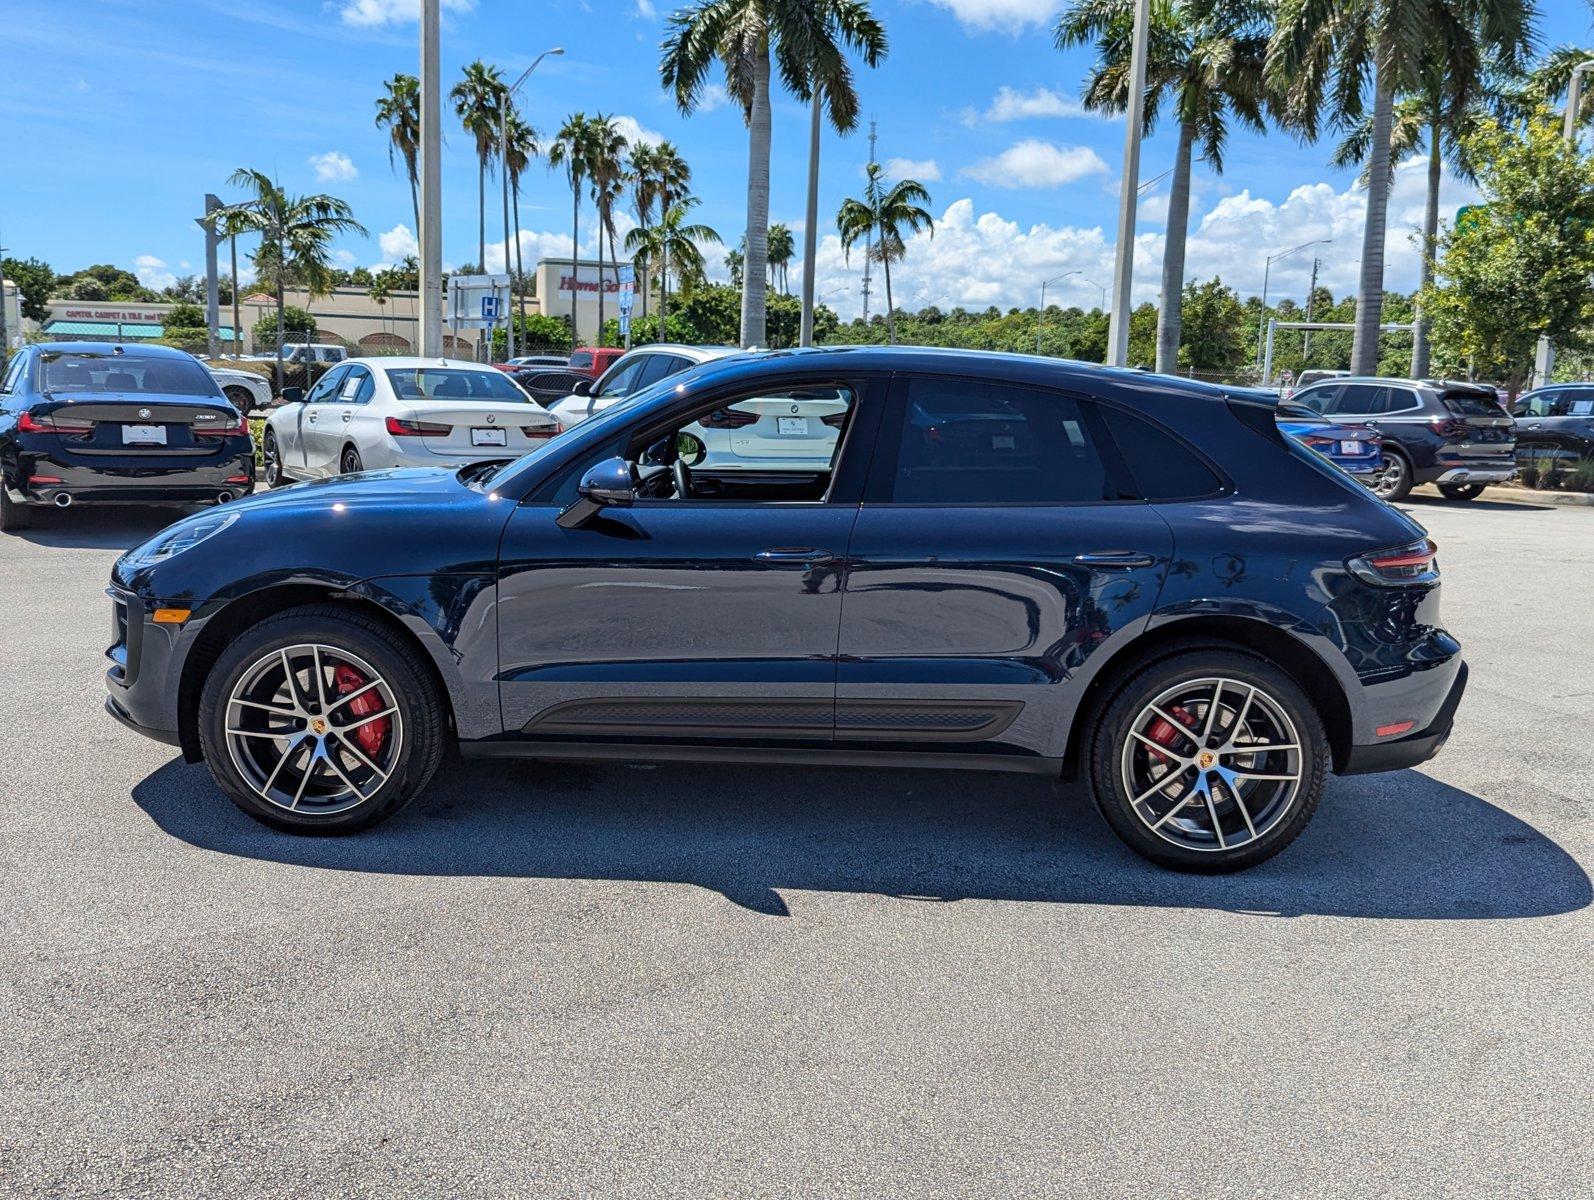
[223,385,255,415]
[1085,648,1328,873]
[1437,482,1486,501]
[1370,450,1412,502]
[262,429,286,488]
[0,485,32,532]
[197,604,447,835]
[340,445,364,475]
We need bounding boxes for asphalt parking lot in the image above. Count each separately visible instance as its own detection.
[3,486,1590,1198]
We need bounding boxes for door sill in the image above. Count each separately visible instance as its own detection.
[460,739,1059,775]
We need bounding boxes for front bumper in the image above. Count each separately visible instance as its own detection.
[1340,660,1468,775]
[104,587,192,750]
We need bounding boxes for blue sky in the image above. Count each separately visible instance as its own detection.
[2,0,1590,319]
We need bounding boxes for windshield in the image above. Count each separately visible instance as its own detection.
[40,352,218,396]
[384,367,531,403]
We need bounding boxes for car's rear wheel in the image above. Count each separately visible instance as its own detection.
[1087,649,1328,873]
[1437,482,1486,501]
[223,385,255,414]
[1370,450,1412,502]
[262,429,286,488]
[197,605,446,834]
[0,485,33,532]
[340,446,364,475]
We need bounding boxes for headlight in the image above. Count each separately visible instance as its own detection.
[124,511,240,567]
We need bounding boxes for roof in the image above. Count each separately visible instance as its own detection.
[30,340,217,359]
[347,355,506,369]
[42,320,239,340]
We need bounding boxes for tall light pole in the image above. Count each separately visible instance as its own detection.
[1081,275,1107,313]
[1037,270,1079,354]
[499,47,564,363]
[1105,0,1151,366]
[0,227,10,361]
[799,89,823,347]
[418,0,444,358]
[195,193,222,360]
[1535,60,1594,387]
[1255,238,1331,375]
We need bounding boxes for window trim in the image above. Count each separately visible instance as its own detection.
[860,372,1140,508]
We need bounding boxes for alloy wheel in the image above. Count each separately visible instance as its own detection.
[263,433,281,486]
[224,643,404,815]
[1118,676,1304,853]
[1372,456,1406,499]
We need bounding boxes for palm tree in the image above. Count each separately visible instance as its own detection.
[767,222,795,293]
[374,72,422,236]
[652,143,693,331]
[549,113,597,339]
[1267,0,1531,375]
[219,169,366,390]
[629,143,662,322]
[661,0,888,349]
[587,115,630,347]
[1058,0,1272,374]
[369,271,392,339]
[625,197,721,337]
[837,161,933,344]
[450,60,507,274]
[503,109,539,337]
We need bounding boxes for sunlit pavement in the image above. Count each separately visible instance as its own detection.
[2,485,1589,1197]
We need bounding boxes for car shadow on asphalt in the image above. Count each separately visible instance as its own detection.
[131,755,1590,921]
[10,506,195,551]
[1399,493,1556,513]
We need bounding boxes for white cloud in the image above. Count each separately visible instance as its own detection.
[881,156,942,182]
[923,0,1059,34]
[339,0,474,26]
[634,0,657,16]
[134,254,176,292]
[962,139,1108,188]
[612,114,665,147]
[334,249,357,267]
[378,224,419,262]
[309,150,358,183]
[73,78,90,92]
[975,85,1089,124]
[698,83,732,113]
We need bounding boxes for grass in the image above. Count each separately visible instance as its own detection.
[1517,452,1594,493]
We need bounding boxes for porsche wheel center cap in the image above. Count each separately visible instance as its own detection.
[1197,750,1216,769]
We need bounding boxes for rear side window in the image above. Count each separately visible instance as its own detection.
[633,353,683,390]
[1099,406,1223,500]
[884,378,1108,504]
[1295,384,1342,414]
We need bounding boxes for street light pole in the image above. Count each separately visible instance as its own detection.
[1037,270,1078,354]
[418,0,444,359]
[1536,60,1594,387]
[799,89,822,347]
[1082,276,1107,313]
[499,47,564,363]
[1105,0,1151,367]
[1255,238,1331,379]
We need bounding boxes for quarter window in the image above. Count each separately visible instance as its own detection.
[1099,406,1223,500]
[1,353,26,395]
[884,378,1109,504]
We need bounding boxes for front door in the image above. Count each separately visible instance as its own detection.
[836,374,1173,761]
[494,375,884,743]
[294,364,348,476]
[303,365,369,474]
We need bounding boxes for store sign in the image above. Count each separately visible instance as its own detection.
[558,274,619,296]
[58,307,168,322]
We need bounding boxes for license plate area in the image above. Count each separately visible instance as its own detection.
[1340,440,1368,454]
[471,426,507,447]
[776,417,808,437]
[121,424,167,446]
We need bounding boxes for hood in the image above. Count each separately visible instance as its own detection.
[227,466,482,514]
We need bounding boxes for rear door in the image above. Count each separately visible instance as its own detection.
[836,374,1174,761]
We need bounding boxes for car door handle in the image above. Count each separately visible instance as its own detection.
[1074,551,1156,568]
[755,548,833,565]
[341,411,353,422]
[307,414,317,423]
[1523,422,1542,428]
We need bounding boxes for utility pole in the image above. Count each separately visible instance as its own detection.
[1105,0,1150,367]
[1303,255,1320,356]
[196,193,222,360]
[1536,60,1594,388]
[799,88,822,347]
[418,0,444,358]
[0,227,10,362]
[861,118,876,325]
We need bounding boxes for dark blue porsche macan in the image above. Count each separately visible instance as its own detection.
[105,347,1466,872]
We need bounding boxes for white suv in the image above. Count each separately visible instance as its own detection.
[545,344,740,430]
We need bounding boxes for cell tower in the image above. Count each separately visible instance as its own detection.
[861,118,877,324]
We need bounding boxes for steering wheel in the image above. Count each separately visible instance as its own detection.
[672,455,693,500]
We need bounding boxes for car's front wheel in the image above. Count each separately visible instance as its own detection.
[1087,649,1328,873]
[197,605,447,834]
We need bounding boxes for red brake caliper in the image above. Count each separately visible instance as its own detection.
[1144,704,1197,766]
[333,663,389,757]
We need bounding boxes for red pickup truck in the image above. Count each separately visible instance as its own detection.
[568,346,625,379]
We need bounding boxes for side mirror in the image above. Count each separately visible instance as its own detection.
[558,456,635,529]
[281,386,304,405]
[676,431,706,467]
[572,379,593,397]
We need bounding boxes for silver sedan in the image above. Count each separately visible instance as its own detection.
[262,357,561,484]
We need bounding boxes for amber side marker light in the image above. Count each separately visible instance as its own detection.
[152,608,191,625]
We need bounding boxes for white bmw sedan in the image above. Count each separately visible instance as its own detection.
[261,357,561,485]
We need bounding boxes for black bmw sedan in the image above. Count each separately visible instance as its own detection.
[0,342,255,531]
[104,347,1466,872]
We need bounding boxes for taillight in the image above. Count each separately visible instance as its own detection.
[385,416,450,437]
[19,410,94,435]
[1348,538,1440,587]
[1300,434,1337,451]
[698,407,759,429]
[820,412,848,430]
[520,426,556,439]
[195,416,249,437]
[1429,416,1467,438]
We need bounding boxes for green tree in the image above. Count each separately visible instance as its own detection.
[651,143,693,329]
[1421,111,1594,394]
[375,72,423,235]
[549,113,598,338]
[1177,277,1249,371]
[2,257,55,322]
[218,169,365,390]
[164,300,206,330]
[251,305,316,344]
[1057,0,1272,374]
[662,0,888,348]
[766,222,795,292]
[626,198,721,310]
[503,109,539,336]
[1267,0,1532,375]
[586,115,629,346]
[450,60,507,274]
[837,160,934,344]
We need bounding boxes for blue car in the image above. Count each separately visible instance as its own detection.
[1272,398,1384,483]
[105,347,1465,873]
